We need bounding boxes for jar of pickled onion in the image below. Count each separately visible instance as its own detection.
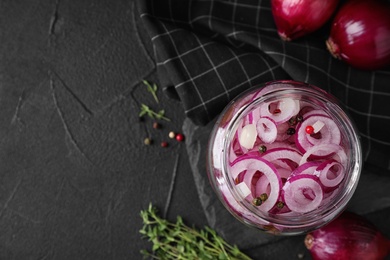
[207,80,362,235]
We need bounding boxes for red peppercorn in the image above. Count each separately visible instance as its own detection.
[161,141,169,148]
[306,125,314,135]
[175,133,185,142]
[153,122,161,129]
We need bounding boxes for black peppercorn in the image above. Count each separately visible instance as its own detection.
[258,145,267,153]
[287,127,296,135]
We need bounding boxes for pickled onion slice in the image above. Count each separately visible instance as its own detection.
[295,114,341,154]
[254,174,271,198]
[317,160,345,187]
[260,98,299,124]
[261,148,302,167]
[290,161,322,177]
[299,143,342,165]
[256,117,278,143]
[283,174,323,213]
[230,157,282,212]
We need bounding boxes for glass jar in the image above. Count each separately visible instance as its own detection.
[207,80,362,235]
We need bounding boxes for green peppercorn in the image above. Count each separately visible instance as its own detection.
[144,137,152,145]
[276,201,284,209]
[258,145,267,153]
[288,117,297,126]
[252,197,262,206]
[259,193,268,202]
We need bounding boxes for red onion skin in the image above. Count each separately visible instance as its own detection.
[327,0,390,70]
[271,0,339,41]
[305,211,390,260]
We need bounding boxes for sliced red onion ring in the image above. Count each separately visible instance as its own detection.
[230,157,282,212]
[249,107,261,125]
[290,161,321,177]
[283,174,323,213]
[299,143,342,165]
[332,148,348,168]
[295,114,340,154]
[260,98,299,124]
[256,117,278,143]
[317,160,345,187]
[255,174,271,197]
[262,147,302,166]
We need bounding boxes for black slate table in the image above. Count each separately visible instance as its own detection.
[0,1,207,258]
[2,1,390,259]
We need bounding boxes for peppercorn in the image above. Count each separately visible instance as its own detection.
[289,117,297,126]
[168,131,176,139]
[153,122,161,129]
[296,115,303,122]
[305,125,314,135]
[161,141,169,148]
[175,133,185,142]
[287,127,296,135]
[258,145,267,153]
[144,138,152,145]
[252,197,262,206]
[276,201,285,209]
[259,193,268,202]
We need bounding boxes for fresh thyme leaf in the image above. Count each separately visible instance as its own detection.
[143,80,159,103]
[139,109,147,117]
[140,203,252,260]
[139,104,170,121]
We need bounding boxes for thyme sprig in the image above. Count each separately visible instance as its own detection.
[139,104,170,121]
[140,204,252,260]
[143,80,159,103]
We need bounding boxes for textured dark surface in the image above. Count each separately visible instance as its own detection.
[0,1,207,259]
[2,1,390,260]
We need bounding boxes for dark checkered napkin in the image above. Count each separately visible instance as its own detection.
[137,0,390,170]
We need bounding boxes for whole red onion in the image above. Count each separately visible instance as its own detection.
[305,211,390,260]
[271,0,339,41]
[326,0,390,70]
